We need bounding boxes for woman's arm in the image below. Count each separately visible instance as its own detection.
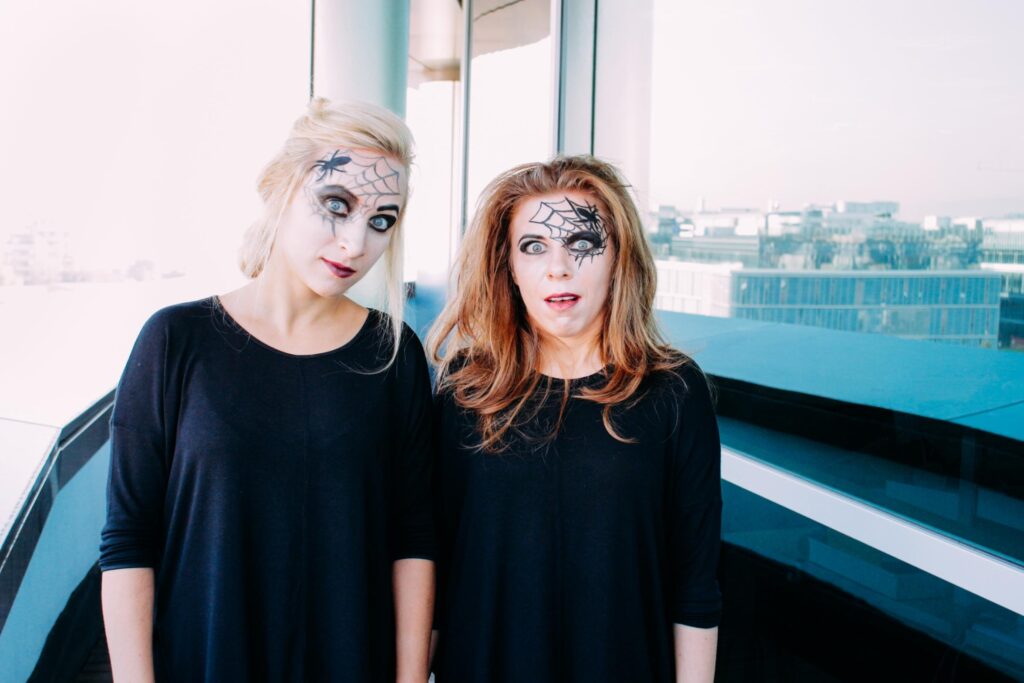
[102,568,156,683]
[99,310,178,680]
[394,558,435,683]
[674,624,718,682]
[391,331,439,682]
[667,363,724,679]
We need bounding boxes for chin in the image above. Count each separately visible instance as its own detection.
[308,275,358,299]
[537,319,590,341]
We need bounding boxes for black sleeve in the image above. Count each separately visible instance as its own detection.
[390,326,437,562]
[99,309,177,571]
[667,362,724,628]
[430,388,453,635]
[430,353,470,634]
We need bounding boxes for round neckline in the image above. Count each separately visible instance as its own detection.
[210,295,377,359]
[538,366,609,385]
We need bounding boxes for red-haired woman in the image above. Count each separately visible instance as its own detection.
[427,155,722,682]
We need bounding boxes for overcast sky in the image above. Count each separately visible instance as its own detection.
[0,0,308,274]
[3,0,1023,279]
[650,0,1024,219]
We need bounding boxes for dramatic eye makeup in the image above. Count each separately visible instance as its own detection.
[527,197,608,265]
[368,214,397,232]
[518,235,547,254]
[307,185,357,236]
[565,231,602,254]
[305,150,405,238]
[366,203,400,233]
[323,196,350,216]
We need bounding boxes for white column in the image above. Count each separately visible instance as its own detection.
[557,0,597,155]
[312,0,411,308]
[312,0,411,114]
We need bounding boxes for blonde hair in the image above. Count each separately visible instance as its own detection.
[426,155,690,452]
[240,97,415,366]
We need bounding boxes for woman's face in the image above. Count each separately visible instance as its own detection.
[509,190,616,346]
[273,147,409,298]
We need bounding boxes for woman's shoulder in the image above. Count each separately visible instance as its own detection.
[366,309,430,373]
[136,296,219,341]
[643,351,716,412]
[367,309,419,344]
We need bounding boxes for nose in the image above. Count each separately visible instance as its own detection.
[336,222,367,259]
[546,246,574,281]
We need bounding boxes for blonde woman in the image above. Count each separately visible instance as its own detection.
[100,99,435,682]
[428,156,721,682]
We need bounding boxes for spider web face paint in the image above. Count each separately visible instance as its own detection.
[527,197,608,265]
[310,148,403,205]
[305,148,405,237]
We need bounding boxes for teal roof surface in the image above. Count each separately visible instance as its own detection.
[658,311,1024,443]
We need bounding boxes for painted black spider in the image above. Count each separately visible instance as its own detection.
[311,150,352,181]
[571,201,601,226]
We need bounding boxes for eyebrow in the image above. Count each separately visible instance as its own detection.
[517,233,548,243]
[377,204,401,213]
[315,184,357,201]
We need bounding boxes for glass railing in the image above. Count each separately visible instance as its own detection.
[720,416,1024,570]
[0,395,112,682]
[720,476,1024,680]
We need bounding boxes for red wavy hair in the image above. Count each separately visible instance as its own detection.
[426,155,690,452]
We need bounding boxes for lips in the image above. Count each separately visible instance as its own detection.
[322,258,356,278]
[544,292,580,311]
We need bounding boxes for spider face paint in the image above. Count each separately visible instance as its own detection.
[305,148,404,237]
[527,197,608,266]
[270,147,408,298]
[509,191,615,347]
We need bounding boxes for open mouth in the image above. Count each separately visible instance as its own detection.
[322,258,356,278]
[544,293,580,310]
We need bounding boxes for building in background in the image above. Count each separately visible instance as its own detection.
[2,225,74,286]
[651,201,1023,349]
[656,262,1002,347]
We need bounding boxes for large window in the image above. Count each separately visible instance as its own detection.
[0,1,310,427]
[403,0,558,328]
[638,0,1024,351]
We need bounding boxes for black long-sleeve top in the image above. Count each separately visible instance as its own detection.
[99,297,435,682]
[433,360,723,683]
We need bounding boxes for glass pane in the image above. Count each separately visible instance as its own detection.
[721,417,1024,569]
[405,0,464,330]
[722,480,1024,680]
[0,1,310,427]
[644,1,1023,350]
[464,0,555,215]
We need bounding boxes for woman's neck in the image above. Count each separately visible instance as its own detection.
[537,333,604,380]
[230,254,363,336]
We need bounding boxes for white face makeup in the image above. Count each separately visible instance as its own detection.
[274,147,408,298]
[509,191,615,347]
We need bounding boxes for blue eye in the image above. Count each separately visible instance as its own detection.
[521,241,545,254]
[325,197,349,215]
[567,231,603,253]
[368,214,397,232]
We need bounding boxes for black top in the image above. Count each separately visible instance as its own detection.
[433,361,723,683]
[99,297,435,682]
